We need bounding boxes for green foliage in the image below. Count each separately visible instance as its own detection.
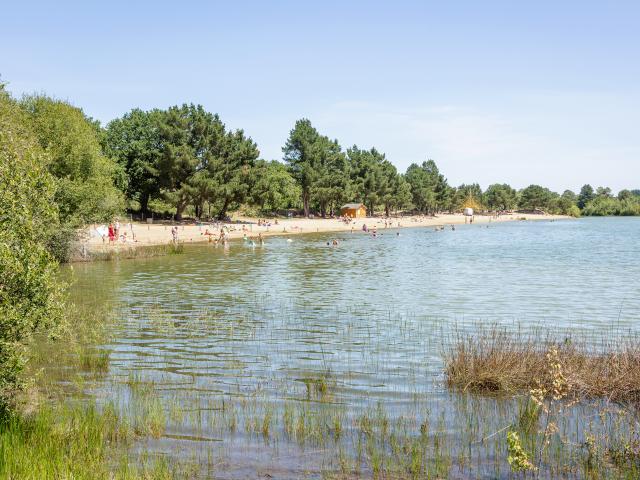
[104,108,164,215]
[122,104,260,220]
[404,160,450,214]
[250,160,300,212]
[506,429,535,472]
[0,91,65,418]
[518,184,556,212]
[283,119,349,217]
[20,95,125,225]
[484,183,517,211]
[347,146,406,216]
[577,184,595,209]
[582,196,640,216]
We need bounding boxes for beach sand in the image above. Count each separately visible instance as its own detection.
[79,212,569,256]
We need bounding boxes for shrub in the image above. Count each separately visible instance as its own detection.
[0,88,65,419]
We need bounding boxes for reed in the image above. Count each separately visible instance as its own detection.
[444,327,640,403]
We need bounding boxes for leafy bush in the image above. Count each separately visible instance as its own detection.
[0,89,65,419]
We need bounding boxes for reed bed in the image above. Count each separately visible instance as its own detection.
[71,242,184,262]
[444,327,640,403]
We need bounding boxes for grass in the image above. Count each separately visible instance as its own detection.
[444,327,640,403]
[78,348,110,373]
[73,242,184,262]
[0,402,143,479]
[23,290,640,479]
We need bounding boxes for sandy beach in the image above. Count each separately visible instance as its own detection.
[78,212,569,256]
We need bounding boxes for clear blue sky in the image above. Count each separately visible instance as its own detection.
[3,0,639,192]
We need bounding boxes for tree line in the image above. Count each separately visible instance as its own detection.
[3,85,640,248]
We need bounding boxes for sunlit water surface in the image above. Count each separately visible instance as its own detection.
[63,217,640,478]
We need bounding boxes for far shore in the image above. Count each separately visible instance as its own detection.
[74,212,570,261]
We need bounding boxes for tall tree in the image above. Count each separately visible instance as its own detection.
[311,137,349,217]
[404,160,449,214]
[484,183,518,211]
[282,119,322,217]
[347,146,391,215]
[155,104,224,220]
[250,160,300,212]
[283,119,347,217]
[104,108,164,215]
[208,128,259,219]
[518,184,554,211]
[577,184,595,209]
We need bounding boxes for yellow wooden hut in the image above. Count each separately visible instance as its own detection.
[341,203,367,218]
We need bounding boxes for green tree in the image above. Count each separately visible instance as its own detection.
[405,160,449,214]
[556,190,580,216]
[20,95,125,225]
[347,146,393,215]
[282,119,322,217]
[577,184,595,209]
[104,108,164,215]
[518,184,554,211]
[484,183,518,211]
[388,175,413,214]
[0,89,65,418]
[310,137,350,217]
[250,160,300,212]
[155,104,225,220]
[618,189,633,201]
[208,128,259,219]
[283,119,348,217]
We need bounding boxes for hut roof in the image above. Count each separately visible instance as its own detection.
[342,203,365,209]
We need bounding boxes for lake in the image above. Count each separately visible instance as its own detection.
[58,217,640,478]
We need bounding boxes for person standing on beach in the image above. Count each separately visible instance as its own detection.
[108,223,115,244]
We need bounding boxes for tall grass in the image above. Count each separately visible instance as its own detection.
[444,327,640,403]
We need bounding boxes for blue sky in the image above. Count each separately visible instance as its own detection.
[2,1,639,192]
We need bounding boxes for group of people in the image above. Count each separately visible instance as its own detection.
[106,220,134,244]
[201,226,231,246]
[243,232,265,247]
[257,218,278,227]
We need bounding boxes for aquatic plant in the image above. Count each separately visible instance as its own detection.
[444,327,640,403]
[507,429,535,472]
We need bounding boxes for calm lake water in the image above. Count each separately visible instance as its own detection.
[64,217,640,478]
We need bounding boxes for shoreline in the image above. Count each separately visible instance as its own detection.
[71,212,570,262]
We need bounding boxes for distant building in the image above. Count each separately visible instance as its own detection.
[341,203,367,218]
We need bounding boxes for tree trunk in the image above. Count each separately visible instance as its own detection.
[303,191,310,217]
[217,198,230,220]
[175,201,186,221]
[140,193,150,218]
